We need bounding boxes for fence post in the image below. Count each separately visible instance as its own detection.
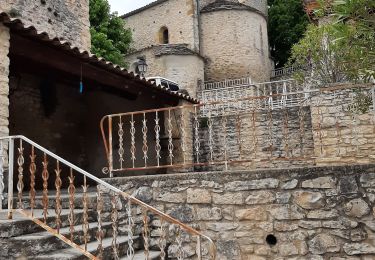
[0,140,4,211]
[7,138,14,219]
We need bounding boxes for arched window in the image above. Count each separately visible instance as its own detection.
[159,27,169,44]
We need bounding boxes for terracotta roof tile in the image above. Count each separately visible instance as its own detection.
[0,12,198,104]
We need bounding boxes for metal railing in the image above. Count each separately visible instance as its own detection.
[101,84,375,174]
[201,77,252,90]
[199,79,311,116]
[0,136,216,260]
[271,66,299,78]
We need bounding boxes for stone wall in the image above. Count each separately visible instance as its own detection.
[0,24,10,137]
[310,87,375,166]
[0,0,91,49]
[195,85,375,171]
[201,8,271,82]
[197,106,315,171]
[124,0,199,52]
[106,164,375,259]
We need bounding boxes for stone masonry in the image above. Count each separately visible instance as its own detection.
[106,164,375,259]
[0,23,9,137]
[195,84,375,171]
[311,87,375,166]
[0,0,91,49]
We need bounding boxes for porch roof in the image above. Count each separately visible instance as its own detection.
[0,12,199,104]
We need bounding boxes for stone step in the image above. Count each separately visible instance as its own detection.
[11,191,102,210]
[33,235,143,260]
[0,209,96,238]
[120,250,161,260]
[6,221,114,257]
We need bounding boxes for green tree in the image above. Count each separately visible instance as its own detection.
[289,0,375,84]
[268,0,309,68]
[89,0,132,67]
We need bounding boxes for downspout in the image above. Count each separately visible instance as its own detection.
[195,0,202,54]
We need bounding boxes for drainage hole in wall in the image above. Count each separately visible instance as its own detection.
[266,234,277,246]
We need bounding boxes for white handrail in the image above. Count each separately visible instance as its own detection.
[0,135,217,259]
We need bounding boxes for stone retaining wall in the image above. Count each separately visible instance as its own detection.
[106,164,375,259]
[311,88,375,166]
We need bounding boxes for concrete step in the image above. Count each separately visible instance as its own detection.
[33,235,143,260]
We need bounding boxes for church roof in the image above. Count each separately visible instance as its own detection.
[121,0,169,18]
[0,12,198,103]
[201,0,265,17]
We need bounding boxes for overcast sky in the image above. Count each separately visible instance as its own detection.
[108,0,155,15]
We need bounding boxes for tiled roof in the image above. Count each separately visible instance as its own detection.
[201,0,265,17]
[121,0,169,18]
[0,12,198,103]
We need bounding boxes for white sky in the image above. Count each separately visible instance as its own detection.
[108,0,155,15]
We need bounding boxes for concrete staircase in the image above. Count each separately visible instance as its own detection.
[0,191,160,260]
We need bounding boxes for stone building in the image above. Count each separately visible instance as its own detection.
[123,0,272,97]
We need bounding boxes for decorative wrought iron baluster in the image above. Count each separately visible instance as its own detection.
[158,219,167,260]
[142,113,149,167]
[130,114,136,168]
[352,107,360,156]
[194,106,201,163]
[118,116,125,169]
[142,208,150,259]
[42,153,49,223]
[55,161,62,234]
[108,116,113,177]
[17,140,25,209]
[68,169,75,241]
[29,146,36,216]
[251,106,258,159]
[111,193,119,260]
[0,141,5,210]
[282,106,290,158]
[207,111,214,163]
[167,109,174,165]
[155,111,161,167]
[96,186,104,259]
[82,175,89,251]
[235,112,243,160]
[222,109,228,170]
[180,111,187,165]
[176,227,185,260]
[126,200,135,259]
[298,105,306,158]
[266,102,274,160]
[334,92,342,157]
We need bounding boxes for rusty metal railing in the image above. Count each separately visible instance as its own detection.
[0,135,216,259]
[101,84,375,174]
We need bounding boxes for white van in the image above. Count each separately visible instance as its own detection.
[146,77,180,92]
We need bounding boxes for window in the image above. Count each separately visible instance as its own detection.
[159,27,169,44]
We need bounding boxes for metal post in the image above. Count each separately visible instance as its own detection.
[0,140,4,210]
[8,138,14,219]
